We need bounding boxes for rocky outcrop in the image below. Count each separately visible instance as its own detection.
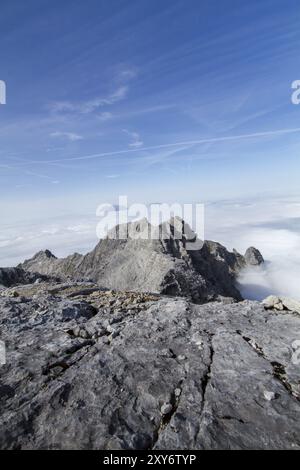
[0,267,51,288]
[20,250,84,280]
[19,219,263,303]
[263,295,300,314]
[244,247,264,266]
[0,281,299,450]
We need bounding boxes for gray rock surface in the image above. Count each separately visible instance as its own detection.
[0,267,52,288]
[19,219,263,303]
[0,282,299,450]
[263,295,300,314]
[244,247,265,266]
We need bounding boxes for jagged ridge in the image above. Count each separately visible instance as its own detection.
[18,218,264,303]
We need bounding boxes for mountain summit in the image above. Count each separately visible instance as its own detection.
[19,218,263,303]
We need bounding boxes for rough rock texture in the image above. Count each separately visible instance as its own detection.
[263,295,300,314]
[244,247,264,266]
[0,282,299,450]
[19,250,84,280]
[19,219,263,303]
[0,267,51,288]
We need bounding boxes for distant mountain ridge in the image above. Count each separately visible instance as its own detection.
[0,266,52,288]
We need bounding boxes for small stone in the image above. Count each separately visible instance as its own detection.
[274,302,284,311]
[263,390,276,401]
[73,326,80,336]
[262,295,280,309]
[90,291,100,298]
[104,336,111,344]
[174,388,181,398]
[160,403,173,415]
[281,297,300,315]
[178,354,186,361]
[79,329,88,339]
[9,290,19,298]
[110,329,119,339]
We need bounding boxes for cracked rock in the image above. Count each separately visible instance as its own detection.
[0,283,299,450]
[263,295,300,314]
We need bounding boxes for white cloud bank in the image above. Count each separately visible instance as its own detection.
[0,215,98,267]
[205,197,300,301]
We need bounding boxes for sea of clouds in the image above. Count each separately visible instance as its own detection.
[1,195,299,301]
[205,196,300,300]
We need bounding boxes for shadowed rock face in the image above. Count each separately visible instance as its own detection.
[0,267,51,288]
[0,282,299,450]
[19,219,263,303]
[244,247,264,266]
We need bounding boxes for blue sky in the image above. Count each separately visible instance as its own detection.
[1,0,300,266]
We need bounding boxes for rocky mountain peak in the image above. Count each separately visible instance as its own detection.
[36,249,56,259]
[16,218,264,303]
[244,246,265,266]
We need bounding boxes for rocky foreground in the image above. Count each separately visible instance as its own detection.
[0,281,300,450]
[0,220,299,450]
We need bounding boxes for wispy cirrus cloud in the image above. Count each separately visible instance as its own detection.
[31,126,300,164]
[116,67,138,82]
[97,111,113,121]
[0,162,60,187]
[48,66,136,116]
[123,129,144,148]
[23,169,60,184]
[50,131,84,141]
[49,86,129,115]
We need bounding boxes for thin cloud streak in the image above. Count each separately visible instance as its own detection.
[49,86,129,115]
[50,131,84,141]
[29,127,300,164]
[123,129,144,148]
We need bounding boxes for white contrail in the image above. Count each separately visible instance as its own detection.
[19,127,300,164]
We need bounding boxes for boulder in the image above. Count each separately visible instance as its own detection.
[263,295,300,314]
